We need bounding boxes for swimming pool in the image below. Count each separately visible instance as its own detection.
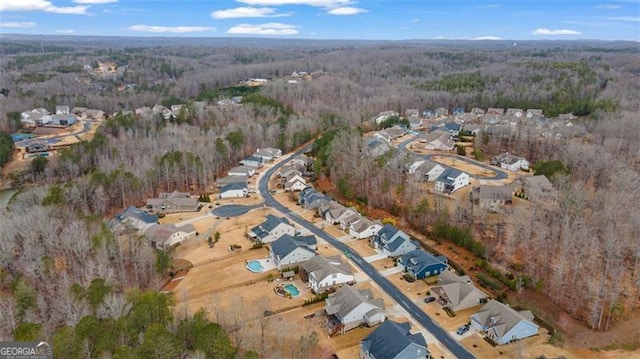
[246,260,264,273]
[284,283,300,297]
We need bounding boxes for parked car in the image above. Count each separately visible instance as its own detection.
[456,324,470,335]
[424,296,436,303]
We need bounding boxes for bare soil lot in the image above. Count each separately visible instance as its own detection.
[345,238,378,257]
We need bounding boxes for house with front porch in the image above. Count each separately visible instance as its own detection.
[371,224,418,258]
[470,300,539,345]
[397,250,448,280]
[270,234,317,270]
[248,214,295,244]
[325,286,386,336]
[301,255,355,294]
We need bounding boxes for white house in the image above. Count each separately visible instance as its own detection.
[408,160,446,182]
[348,218,383,240]
[254,147,282,162]
[491,153,529,172]
[470,300,539,345]
[301,255,355,294]
[144,223,196,250]
[239,155,264,168]
[219,183,248,199]
[434,168,470,194]
[325,286,386,336]
[270,234,317,270]
[228,165,256,177]
[431,271,489,312]
[284,177,308,192]
[249,214,295,244]
[371,224,418,257]
[372,110,399,124]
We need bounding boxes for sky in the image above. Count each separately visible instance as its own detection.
[0,0,638,41]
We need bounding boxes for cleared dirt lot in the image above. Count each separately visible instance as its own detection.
[345,238,379,257]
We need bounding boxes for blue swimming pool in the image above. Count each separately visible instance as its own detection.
[246,260,264,273]
[284,283,300,297]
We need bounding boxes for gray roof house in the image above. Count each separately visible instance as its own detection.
[365,137,391,158]
[144,223,196,250]
[254,147,282,162]
[228,165,256,177]
[513,175,556,203]
[397,250,448,280]
[218,183,248,199]
[347,217,383,240]
[421,130,454,151]
[239,155,264,168]
[269,234,317,270]
[430,271,489,312]
[216,175,248,188]
[298,187,331,209]
[301,255,355,294]
[371,224,418,257]
[360,320,430,359]
[434,168,470,194]
[248,214,295,244]
[407,160,446,182]
[471,185,513,212]
[325,286,386,336]
[491,152,529,172]
[470,300,539,345]
[318,201,357,224]
[146,191,200,214]
[113,206,158,234]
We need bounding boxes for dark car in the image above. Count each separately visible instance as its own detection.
[456,324,470,335]
[424,296,436,303]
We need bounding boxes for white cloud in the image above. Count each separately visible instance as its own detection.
[474,36,502,40]
[73,0,117,3]
[327,6,366,15]
[211,7,288,19]
[55,29,75,33]
[0,21,36,28]
[607,16,640,21]
[532,28,581,35]
[412,18,420,23]
[238,0,351,6]
[128,25,215,33]
[226,22,298,35]
[0,0,88,14]
[594,4,621,9]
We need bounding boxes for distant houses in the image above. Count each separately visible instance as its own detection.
[300,255,355,293]
[360,320,430,359]
[325,286,386,336]
[470,300,539,345]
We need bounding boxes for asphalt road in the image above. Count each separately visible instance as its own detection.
[397,136,508,180]
[16,121,93,148]
[258,145,475,359]
[211,204,262,217]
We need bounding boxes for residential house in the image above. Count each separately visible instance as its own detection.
[25,140,49,153]
[284,174,308,192]
[248,214,295,244]
[239,155,264,168]
[526,109,543,118]
[325,286,386,336]
[289,154,314,168]
[405,109,420,120]
[318,202,358,224]
[397,250,448,280]
[452,107,465,116]
[371,224,418,258]
[470,300,539,345]
[72,107,87,117]
[506,108,524,118]
[375,127,407,142]
[270,234,317,270]
[491,152,529,172]
[421,130,454,151]
[216,175,247,188]
[365,137,391,158]
[218,183,248,199]
[463,124,482,136]
[301,255,355,294]
[486,108,505,115]
[85,109,105,119]
[407,160,446,182]
[434,168,470,194]
[430,271,488,312]
[113,206,158,234]
[278,163,305,179]
[513,175,555,203]
[228,165,256,177]
[435,107,448,117]
[471,185,513,212]
[298,187,331,209]
[372,110,399,124]
[348,217,383,240]
[55,105,70,115]
[471,107,486,117]
[421,109,436,118]
[144,223,196,250]
[146,191,200,213]
[431,122,462,137]
[360,320,430,359]
[49,114,76,126]
[254,147,282,162]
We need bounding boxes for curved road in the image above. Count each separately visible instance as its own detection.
[259,146,475,359]
[398,136,508,180]
[211,204,262,217]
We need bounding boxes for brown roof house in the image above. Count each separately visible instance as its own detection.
[146,191,200,214]
[471,185,513,212]
[430,271,489,313]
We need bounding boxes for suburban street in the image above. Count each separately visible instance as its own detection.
[397,135,508,180]
[258,145,476,359]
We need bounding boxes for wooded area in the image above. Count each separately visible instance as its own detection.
[0,36,639,351]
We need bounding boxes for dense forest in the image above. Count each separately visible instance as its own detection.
[0,36,639,351]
